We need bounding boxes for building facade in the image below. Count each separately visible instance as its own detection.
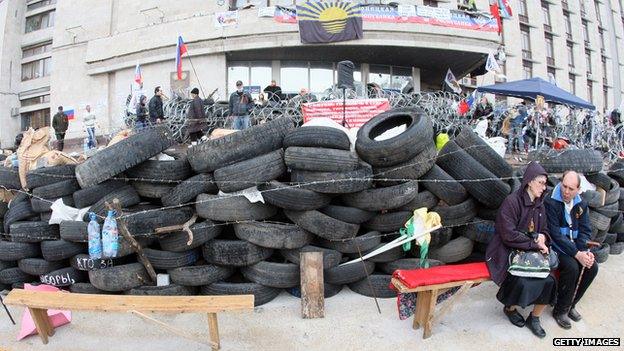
[0,0,623,147]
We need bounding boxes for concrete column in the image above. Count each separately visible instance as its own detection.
[272,60,281,85]
[412,67,421,93]
[361,63,370,85]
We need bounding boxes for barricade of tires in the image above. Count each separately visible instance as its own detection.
[1,117,623,303]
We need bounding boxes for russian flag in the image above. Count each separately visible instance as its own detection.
[176,36,188,80]
[498,0,513,18]
[65,109,75,121]
[134,64,143,85]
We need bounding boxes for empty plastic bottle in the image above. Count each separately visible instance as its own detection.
[102,210,119,258]
[87,212,102,259]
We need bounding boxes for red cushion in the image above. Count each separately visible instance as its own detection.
[393,262,491,289]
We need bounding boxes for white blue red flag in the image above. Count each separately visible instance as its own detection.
[134,64,143,85]
[176,36,188,80]
[498,0,513,18]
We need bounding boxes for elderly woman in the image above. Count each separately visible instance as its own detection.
[486,161,556,338]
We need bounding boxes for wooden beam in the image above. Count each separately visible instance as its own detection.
[130,310,218,348]
[154,214,198,246]
[300,251,324,319]
[28,308,50,344]
[208,313,220,351]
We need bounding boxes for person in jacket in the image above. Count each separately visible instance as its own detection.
[135,95,149,130]
[486,161,556,338]
[148,86,165,124]
[52,106,69,151]
[263,80,282,107]
[508,103,528,153]
[544,171,598,329]
[186,88,206,141]
[229,80,253,130]
[473,97,493,120]
[83,104,97,149]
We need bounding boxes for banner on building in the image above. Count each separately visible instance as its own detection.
[214,11,238,28]
[297,1,363,44]
[302,99,390,128]
[259,7,276,18]
[276,4,498,32]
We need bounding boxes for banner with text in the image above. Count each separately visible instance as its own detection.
[302,99,390,128]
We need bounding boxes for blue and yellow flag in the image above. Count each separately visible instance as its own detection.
[297,1,363,44]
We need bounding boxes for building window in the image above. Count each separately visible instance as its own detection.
[602,56,608,82]
[582,20,589,44]
[569,74,576,94]
[423,0,438,7]
[26,0,57,12]
[518,0,528,16]
[598,28,605,50]
[587,80,593,103]
[521,25,531,59]
[547,67,556,83]
[310,62,334,94]
[21,109,50,130]
[567,43,575,68]
[564,12,572,40]
[603,87,608,108]
[585,50,592,73]
[25,10,55,33]
[369,65,391,89]
[281,61,310,94]
[595,1,602,24]
[522,61,533,79]
[580,0,587,16]
[21,94,50,107]
[545,34,555,66]
[21,57,51,81]
[22,41,52,58]
[391,66,413,91]
[542,1,551,28]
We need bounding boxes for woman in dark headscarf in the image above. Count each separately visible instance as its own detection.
[486,161,556,338]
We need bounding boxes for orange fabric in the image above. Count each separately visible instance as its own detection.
[392,262,490,289]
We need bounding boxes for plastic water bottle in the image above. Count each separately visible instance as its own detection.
[102,210,119,258]
[87,212,102,259]
[83,137,89,153]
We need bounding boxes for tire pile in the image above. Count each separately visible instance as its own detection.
[1,112,623,305]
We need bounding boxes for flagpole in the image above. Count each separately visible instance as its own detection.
[185,54,206,98]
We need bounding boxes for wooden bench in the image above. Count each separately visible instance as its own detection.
[4,289,254,350]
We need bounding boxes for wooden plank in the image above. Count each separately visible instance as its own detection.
[432,282,472,325]
[422,289,438,339]
[130,310,217,348]
[391,277,490,293]
[207,313,220,351]
[28,308,49,344]
[5,290,254,313]
[300,251,324,319]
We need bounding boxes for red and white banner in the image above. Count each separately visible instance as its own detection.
[302,99,390,128]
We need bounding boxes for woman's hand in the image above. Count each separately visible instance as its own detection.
[536,241,549,255]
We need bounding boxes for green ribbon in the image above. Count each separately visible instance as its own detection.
[399,215,429,269]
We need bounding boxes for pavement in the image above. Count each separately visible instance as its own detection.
[1,254,623,351]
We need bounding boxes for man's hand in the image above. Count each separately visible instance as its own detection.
[575,251,593,268]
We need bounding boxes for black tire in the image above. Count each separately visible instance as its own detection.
[595,202,620,218]
[286,283,343,299]
[356,108,433,167]
[477,206,499,221]
[582,190,604,209]
[348,274,396,298]
[241,261,300,288]
[433,198,478,227]
[284,146,360,172]
[316,231,382,254]
[161,174,218,207]
[436,141,510,209]
[202,240,273,267]
[363,211,412,233]
[610,242,624,255]
[89,263,150,292]
[604,233,617,245]
[284,126,350,150]
[455,218,496,243]
[18,258,65,276]
[125,285,196,296]
[591,243,609,263]
[73,180,127,208]
[234,221,313,249]
[585,173,612,191]
[31,197,73,214]
[0,201,7,218]
[9,221,59,243]
[604,179,621,205]
[591,228,608,243]
[284,209,360,241]
[59,221,88,242]
[200,281,281,306]
[378,258,444,275]
[41,239,86,261]
[70,254,118,271]
[354,244,405,263]
[259,181,331,211]
[188,116,294,173]
[281,245,342,269]
[75,126,174,187]
[40,267,88,287]
[168,265,235,286]
[531,149,603,174]
[158,220,222,252]
[32,179,80,199]
[398,190,439,212]
[608,159,624,184]
[214,150,286,193]
[143,248,200,269]
[69,282,114,294]
[26,165,76,189]
[125,159,192,182]
[318,205,375,224]
[88,185,141,218]
[454,127,513,179]
[0,260,17,271]
[0,167,21,190]
[341,181,419,211]
[420,165,468,206]
[131,181,174,199]
[325,261,375,285]
[429,237,474,263]
[0,268,36,285]
[589,210,611,231]
[0,241,40,260]
[124,207,194,237]
[196,194,277,222]
[373,143,437,186]
[291,162,373,194]
[3,200,37,233]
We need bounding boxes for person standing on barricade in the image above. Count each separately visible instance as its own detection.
[149,86,166,124]
[83,104,97,149]
[229,80,253,130]
[52,106,68,151]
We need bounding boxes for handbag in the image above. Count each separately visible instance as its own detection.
[508,249,551,278]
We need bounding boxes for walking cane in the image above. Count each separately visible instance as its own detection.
[570,241,600,307]
[0,293,16,325]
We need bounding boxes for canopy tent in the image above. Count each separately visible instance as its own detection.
[476,77,595,110]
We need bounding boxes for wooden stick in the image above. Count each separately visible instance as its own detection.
[300,251,324,319]
[106,199,157,283]
[207,313,220,351]
[28,307,49,344]
[154,214,198,246]
[432,282,473,324]
[130,310,218,348]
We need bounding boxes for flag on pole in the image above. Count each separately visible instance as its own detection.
[498,0,513,18]
[134,64,143,85]
[444,69,462,94]
[176,36,188,80]
[489,0,503,34]
[485,52,501,73]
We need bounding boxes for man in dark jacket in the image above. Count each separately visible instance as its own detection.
[229,80,253,130]
[52,106,68,151]
[263,80,282,107]
[545,171,598,329]
[148,86,165,124]
[186,88,206,141]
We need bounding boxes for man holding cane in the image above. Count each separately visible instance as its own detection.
[545,171,599,329]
